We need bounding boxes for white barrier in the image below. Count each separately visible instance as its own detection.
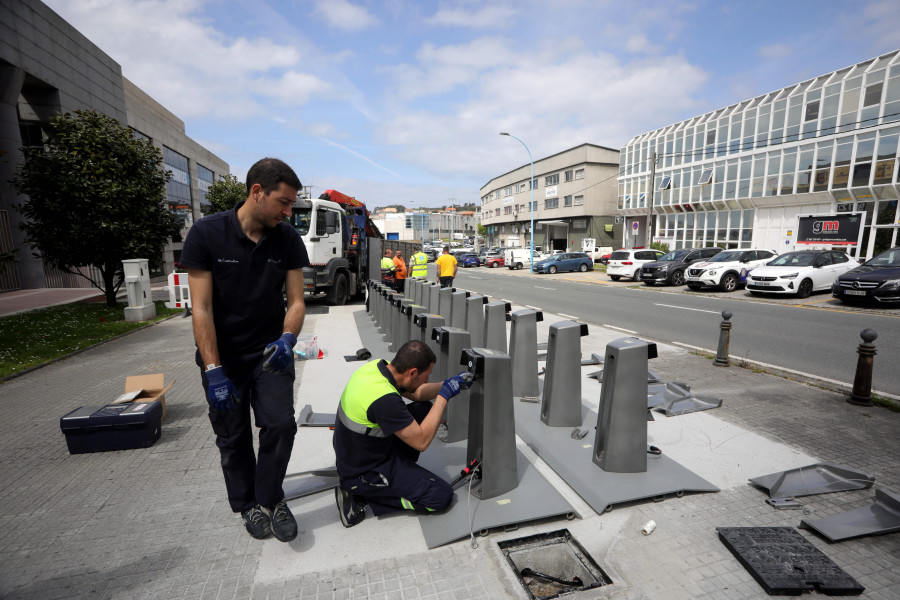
[165,272,191,309]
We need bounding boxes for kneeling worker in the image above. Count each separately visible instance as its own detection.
[333,340,472,527]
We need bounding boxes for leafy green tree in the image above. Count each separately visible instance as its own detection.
[650,240,670,254]
[11,110,178,307]
[477,223,486,237]
[205,174,246,214]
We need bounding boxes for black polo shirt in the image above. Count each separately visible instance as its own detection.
[180,201,309,361]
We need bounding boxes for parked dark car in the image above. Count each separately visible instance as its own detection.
[423,249,439,262]
[832,246,900,304]
[639,247,722,286]
[534,252,593,274]
[460,253,480,268]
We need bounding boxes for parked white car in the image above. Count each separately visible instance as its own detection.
[504,248,538,270]
[747,250,858,298]
[606,248,665,281]
[685,248,778,292]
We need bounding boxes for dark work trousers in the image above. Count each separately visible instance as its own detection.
[340,401,453,516]
[439,276,454,288]
[198,351,297,513]
[394,278,405,293]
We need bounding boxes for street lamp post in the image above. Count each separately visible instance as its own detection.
[500,132,534,273]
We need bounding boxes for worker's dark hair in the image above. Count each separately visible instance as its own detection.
[443,245,450,252]
[391,340,436,373]
[246,157,302,194]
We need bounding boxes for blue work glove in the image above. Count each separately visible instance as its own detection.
[206,366,238,411]
[439,372,474,400]
[263,332,297,372]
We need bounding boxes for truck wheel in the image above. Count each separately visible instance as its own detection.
[719,273,738,292]
[327,272,349,306]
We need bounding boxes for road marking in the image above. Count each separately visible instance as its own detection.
[526,305,543,311]
[534,286,556,291]
[467,276,484,280]
[603,325,637,334]
[558,313,577,320]
[655,303,720,315]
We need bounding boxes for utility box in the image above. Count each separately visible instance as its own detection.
[122,259,156,322]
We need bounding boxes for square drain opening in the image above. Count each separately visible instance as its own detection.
[498,529,612,599]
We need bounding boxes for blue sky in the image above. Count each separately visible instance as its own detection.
[45,0,900,208]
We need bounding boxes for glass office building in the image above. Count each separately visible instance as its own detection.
[618,50,900,259]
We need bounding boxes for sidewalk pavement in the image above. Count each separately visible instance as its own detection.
[1,290,899,599]
[0,288,109,317]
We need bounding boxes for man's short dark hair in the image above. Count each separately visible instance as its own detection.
[246,157,301,194]
[443,245,450,253]
[391,340,436,373]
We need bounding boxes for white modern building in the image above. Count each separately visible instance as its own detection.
[481,143,621,252]
[618,50,900,260]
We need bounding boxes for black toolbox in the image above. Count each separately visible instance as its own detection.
[60,401,162,454]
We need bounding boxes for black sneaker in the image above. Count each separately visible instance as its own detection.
[241,505,271,539]
[268,500,298,542]
[335,487,366,528]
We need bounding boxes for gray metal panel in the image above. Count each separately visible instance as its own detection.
[593,337,651,473]
[510,309,541,399]
[541,320,586,427]
[429,285,441,315]
[414,314,445,382]
[296,404,336,427]
[353,309,393,361]
[449,290,470,329]
[516,399,718,514]
[484,301,509,353]
[438,287,454,322]
[432,327,471,444]
[282,473,339,500]
[801,488,900,542]
[368,238,383,282]
[465,295,487,348]
[395,299,414,350]
[749,463,876,498]
[416,441,577,549]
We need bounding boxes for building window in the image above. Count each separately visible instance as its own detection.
[804,100,820,122]
[495,208,500,216]
[545,173,559,186]
[697,169,713,185]
[574,168,584,180]
[658,176,672,190]
[163,146,192,231]
[197,164,214,214]
[532,178,539,189]
[565,170,573,182]
[574,195,584,206]
[863,81,883,107]
[564,195,572,207]
[545,197,559,209]
[503,186,512,196]
[504,206,512,215]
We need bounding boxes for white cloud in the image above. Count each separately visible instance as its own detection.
[377,38,708,182]
[758,43,793,60]
[43,0,327,120]
[312,0,378,31]
[425,3,517,28]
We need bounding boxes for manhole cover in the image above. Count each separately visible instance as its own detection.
[717,527,864,596]
[498,529,612,599]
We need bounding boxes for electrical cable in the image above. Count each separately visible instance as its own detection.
[520,568,583,587]
[467,463,482,549]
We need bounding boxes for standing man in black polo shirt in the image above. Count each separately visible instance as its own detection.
[180,157,309,542]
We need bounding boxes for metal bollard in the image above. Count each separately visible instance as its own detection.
[713,310,732,367]
[848,329,877,407]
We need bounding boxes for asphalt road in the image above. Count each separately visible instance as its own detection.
[450,265,900,397]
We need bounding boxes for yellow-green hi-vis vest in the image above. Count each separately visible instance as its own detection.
[337,360,397,438]
[410,252,428,278]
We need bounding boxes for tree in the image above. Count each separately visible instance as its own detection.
[206,174,246,214]
[12,110,178,307]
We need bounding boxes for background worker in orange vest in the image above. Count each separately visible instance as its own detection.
[392,250,408,293]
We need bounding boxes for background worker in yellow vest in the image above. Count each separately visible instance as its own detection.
[409,249,428,279]
[332,340,472,527]
[380,249,396,287]
[435,245,457,288]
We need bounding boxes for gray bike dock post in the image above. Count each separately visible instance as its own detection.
[403,304,426,346]
[593,337,658,473]
[541,320,589,427]
[432,327,472,444]
[465,295,488,347]
[374,285,385,330]
[416,281,430,309]
[509,309,543,399]
[428,284,441,315]
[385,292,403,344]
[449,290,470,329]
[405,278,416,301]
[392,298,414,351]
[412,313,445,382]
[483,301,511,353]
[464,348,518,499]
[438,287,455,322]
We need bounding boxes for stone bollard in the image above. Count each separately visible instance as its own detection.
[848,329,877,407]
[713,310,732,367]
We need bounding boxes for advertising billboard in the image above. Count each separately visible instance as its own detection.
[796,213,865,246]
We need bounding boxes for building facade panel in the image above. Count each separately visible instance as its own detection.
[619,50,900,259]
[481,143,621,251]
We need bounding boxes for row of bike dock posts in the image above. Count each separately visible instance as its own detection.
[366,277,721,550]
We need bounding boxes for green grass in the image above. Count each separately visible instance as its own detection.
[0,300,181,379]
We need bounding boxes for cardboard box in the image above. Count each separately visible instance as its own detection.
[113,374,173,419]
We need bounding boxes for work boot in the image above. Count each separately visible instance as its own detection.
[241,505,271,539]
[268,500,298,542]
[335,487,366,528]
